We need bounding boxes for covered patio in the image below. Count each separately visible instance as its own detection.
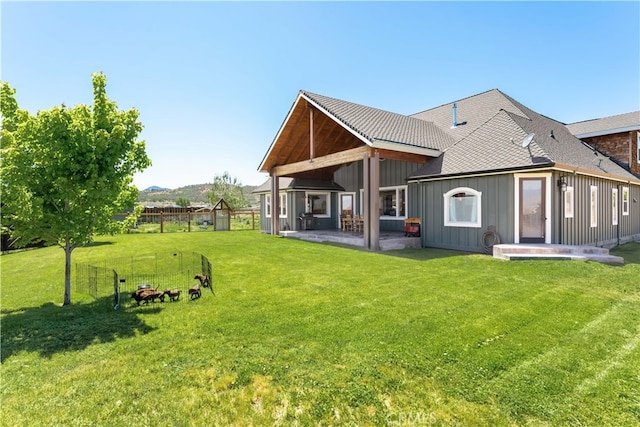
[258,90,449,250]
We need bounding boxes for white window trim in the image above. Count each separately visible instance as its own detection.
[305,191,331,218]
[265,194,272,218]
[612,188,618,226]
[379,185,408,220]
[565,186,574,219]
[358,186,408,219]
[514,173,552,244]
[622,186,630,216]
[265,193,287,218]
[338,192,356,228]
[590,185,598,228]
[279,193,287,218]
[637,133,640,163]
[443,187,482,228]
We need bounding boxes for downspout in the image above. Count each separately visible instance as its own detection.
[557,174,567,244]
[617,183,621,246]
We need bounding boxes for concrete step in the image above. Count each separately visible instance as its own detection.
[493,244,624,265]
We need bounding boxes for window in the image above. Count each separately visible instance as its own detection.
[358,186,408,219]
[265,193,287,218]
[622,187,630,216]
[590,186,598,228]
[564,186,574,218]
[637,133,640,163]
[444,187,482,228]
[265,194,272,218]
[306,192,330,217]
[379,186,407,218]
[279,193,287,218]
[612,188,619,226]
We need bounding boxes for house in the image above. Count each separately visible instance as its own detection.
[566,111,640,177]
[256,89,640,253]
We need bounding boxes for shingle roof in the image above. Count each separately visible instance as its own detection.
[302,91,455,151]
[409,90,638,180]
[410,89,531,140]
[261,88,638,182]
[412,110,550,177]
[253,177,345,193]
[565,111,640,137]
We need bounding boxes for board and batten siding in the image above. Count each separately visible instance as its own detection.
[558,173,640,247]
[411,174,515,253]
[258,190,302,233]
[334,159,425,192]
[335,159,425,232]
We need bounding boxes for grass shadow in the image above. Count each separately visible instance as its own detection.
[81,241,115,247]
[1,297,160,361]
[380,246,477,261]
[610,242,640,265]
[316,240,474,261]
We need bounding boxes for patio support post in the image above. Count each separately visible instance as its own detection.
[369,151,380,251]
[362,150,380,251]
[363,152,370,249]
[270,173,279,235]
[309,107,315,162]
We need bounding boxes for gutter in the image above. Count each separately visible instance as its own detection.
[370,138,441,158]
[573,125,640,139]
[408,163,640,186]
[407,164,551,183]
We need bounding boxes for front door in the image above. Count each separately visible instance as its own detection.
[338,193,355,228]
[519,177,546,243]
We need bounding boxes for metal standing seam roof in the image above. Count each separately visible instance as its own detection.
[566,111,640,136]
[301,91,455,151]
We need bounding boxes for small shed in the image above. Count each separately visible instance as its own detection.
[212,198,232,231]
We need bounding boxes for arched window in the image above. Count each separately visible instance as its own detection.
[443,187,482,228]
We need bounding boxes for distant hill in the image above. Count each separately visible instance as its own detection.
[144,185,170,192]
[137,183,259,207]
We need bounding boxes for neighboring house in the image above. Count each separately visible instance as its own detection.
[256,89,640,253]
[566,111,640,177]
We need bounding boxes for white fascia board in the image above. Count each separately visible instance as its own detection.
[258,94,305,173]
[301,93,373,147]
[302,94,441,158]
[371,138,441,158]
[574,125,640,139]
[409,165,640,186]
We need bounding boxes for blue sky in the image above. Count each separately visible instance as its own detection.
[2,1,639,190]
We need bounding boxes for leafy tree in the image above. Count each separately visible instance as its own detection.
[0,73,151,305]
[207,171,246,209]
[175,197,190,208]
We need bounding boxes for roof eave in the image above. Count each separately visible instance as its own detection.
[371,138,441,158]
[258,93,307,173]
[573,125,640,139]
[553,162,640,185]
[301,92,373,145]
[407,164,554,182]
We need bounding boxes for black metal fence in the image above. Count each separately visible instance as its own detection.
[75,251,212,309]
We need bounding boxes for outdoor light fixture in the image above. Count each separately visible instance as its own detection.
[557,176,568,192]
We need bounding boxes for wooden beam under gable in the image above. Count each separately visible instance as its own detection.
[272,146,372,176]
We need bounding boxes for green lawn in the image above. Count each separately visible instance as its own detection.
[1,232,639,426]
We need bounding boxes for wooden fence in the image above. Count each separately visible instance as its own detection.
[132,207,259,233]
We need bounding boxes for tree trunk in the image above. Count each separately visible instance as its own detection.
[63,239,74,306]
